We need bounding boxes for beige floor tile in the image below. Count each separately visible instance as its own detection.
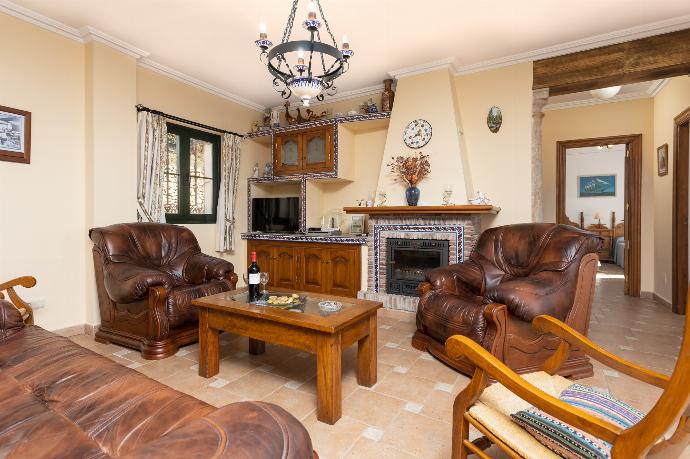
[135,356,196,379]
[407,357,459,385]
[263,387,317,421]
[70,335,122,355]
[303,415,368,459]
[373,372,437,405]
[160,368,214,393]
[215,355,262,382]
[342,388,405,428]
[380,411,451,458]
[344,437,417,458]
[225,369,289,399]
[190,386,245,407]
[421,389,454,423]
[377,347,422,368]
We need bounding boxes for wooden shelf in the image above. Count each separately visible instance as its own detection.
[245,112,391,139]
[342,205,500,215]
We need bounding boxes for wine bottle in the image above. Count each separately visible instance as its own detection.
[248,251,261,301]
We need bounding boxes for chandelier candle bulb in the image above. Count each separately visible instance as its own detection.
[342,35,349,49]
[308,1,317,18]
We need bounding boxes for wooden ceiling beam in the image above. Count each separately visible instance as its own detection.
[533,28,690,96]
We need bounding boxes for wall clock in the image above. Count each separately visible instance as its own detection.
[403,119,432,149]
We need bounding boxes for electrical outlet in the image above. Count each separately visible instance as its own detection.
[28,298,46,310]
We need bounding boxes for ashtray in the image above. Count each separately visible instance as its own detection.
[318,300,343,312]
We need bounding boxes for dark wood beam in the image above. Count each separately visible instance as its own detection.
[533,29,690,96]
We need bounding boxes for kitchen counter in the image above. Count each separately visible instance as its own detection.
[241,232,367,245]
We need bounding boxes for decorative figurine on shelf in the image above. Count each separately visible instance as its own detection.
[376,191,388,207]
[270,107,281,128]
[285,101,306,125]
[305,108,329,121]
[442,185,454,206]
[366,193,374,207]
[357,199,365,207]
[387,151,431,206]
[252,162,260,178]
[263,162,272,177]
[251,121,260,133]
[262,108,271,127]
[366,98,378,114]
[381,78,395,112]
[468,190,492,205]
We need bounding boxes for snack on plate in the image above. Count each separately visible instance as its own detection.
[266,294,301,306]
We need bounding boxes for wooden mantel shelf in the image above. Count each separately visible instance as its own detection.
[342,205,500,215]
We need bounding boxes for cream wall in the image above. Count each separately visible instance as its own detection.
[653,76,690,303]
[541,98,655,293]
[0,13,87,329]
[377,69,471,206]
[455,63,534,227]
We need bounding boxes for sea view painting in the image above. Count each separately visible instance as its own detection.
[578,174,616,197]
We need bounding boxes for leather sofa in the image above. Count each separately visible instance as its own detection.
[90,222,238,359]
[413,223,602,379]
[0,298,314,458]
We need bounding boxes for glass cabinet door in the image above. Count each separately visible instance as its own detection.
[303,127,333,172]
[274,133,302,175]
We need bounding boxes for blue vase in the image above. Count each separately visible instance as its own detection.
[405,186,420,206]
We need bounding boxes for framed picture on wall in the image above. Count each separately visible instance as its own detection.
[578,174,616,198]
[657,143,668,176]
[0,105,31,164]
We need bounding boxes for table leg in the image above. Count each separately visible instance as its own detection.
[249,338,266,355]
[357,313,377,387]
[198,308,219,378]
[316,332,342,424]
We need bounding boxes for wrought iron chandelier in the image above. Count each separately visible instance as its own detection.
[254,0,353,107]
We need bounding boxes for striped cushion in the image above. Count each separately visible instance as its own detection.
[511,384,645,459]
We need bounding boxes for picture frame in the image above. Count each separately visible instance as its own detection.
[0,105,31,164]
[578,174,616,198]
[657,143,668,176]
[350,215,365,235]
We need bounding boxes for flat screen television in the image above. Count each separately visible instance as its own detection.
[251,197,300,233]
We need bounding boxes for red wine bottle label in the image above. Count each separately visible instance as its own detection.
[249,273,260,284]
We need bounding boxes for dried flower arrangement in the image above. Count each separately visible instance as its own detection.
[387,151,431,187]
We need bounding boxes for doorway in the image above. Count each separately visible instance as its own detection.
[672,107,690,314]
[556,134,642,297]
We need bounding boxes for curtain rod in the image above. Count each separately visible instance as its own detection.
[135,104,244,138]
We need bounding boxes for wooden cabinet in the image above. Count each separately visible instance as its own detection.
[274,126,334,176]
[246,240,361,297]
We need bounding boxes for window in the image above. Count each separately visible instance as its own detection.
[163,123,221,224]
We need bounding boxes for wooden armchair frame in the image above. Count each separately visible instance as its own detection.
[447,302,690,459]
[0,276,36,324]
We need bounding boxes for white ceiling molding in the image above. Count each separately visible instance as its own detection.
[0,0,81,41]
[454,15,690,76]
[648,78,670,96]
[0,0,264,112]
[273,83,385,111]
[80,26,149,59]
[543,90,653,111]
[138,59,264,112]
[388,57,459,80]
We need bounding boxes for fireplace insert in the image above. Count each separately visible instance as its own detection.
[386,238,449,297]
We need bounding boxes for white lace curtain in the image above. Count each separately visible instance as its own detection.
[216,133,242,252]
[136,111,167,223]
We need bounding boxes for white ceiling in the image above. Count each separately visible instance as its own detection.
[6,0,690,108]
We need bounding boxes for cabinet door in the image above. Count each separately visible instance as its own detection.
[302,127,334,173]
[272,246,297,289]
[301,248,327,293]
[326,248,359,297]
[247,242,274,287]
[274,133,303,176]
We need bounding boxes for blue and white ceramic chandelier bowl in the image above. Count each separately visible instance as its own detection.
[254,0,353,107]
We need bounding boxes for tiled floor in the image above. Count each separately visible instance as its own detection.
[70,264,688,458]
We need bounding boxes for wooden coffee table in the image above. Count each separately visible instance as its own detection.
[192,288,382,424]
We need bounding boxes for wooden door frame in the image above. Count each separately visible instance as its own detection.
[672,107,690,314]
[556,134,642,297]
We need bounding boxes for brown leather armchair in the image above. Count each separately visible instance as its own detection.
[413,223,602,379]
[90,223,238,359]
